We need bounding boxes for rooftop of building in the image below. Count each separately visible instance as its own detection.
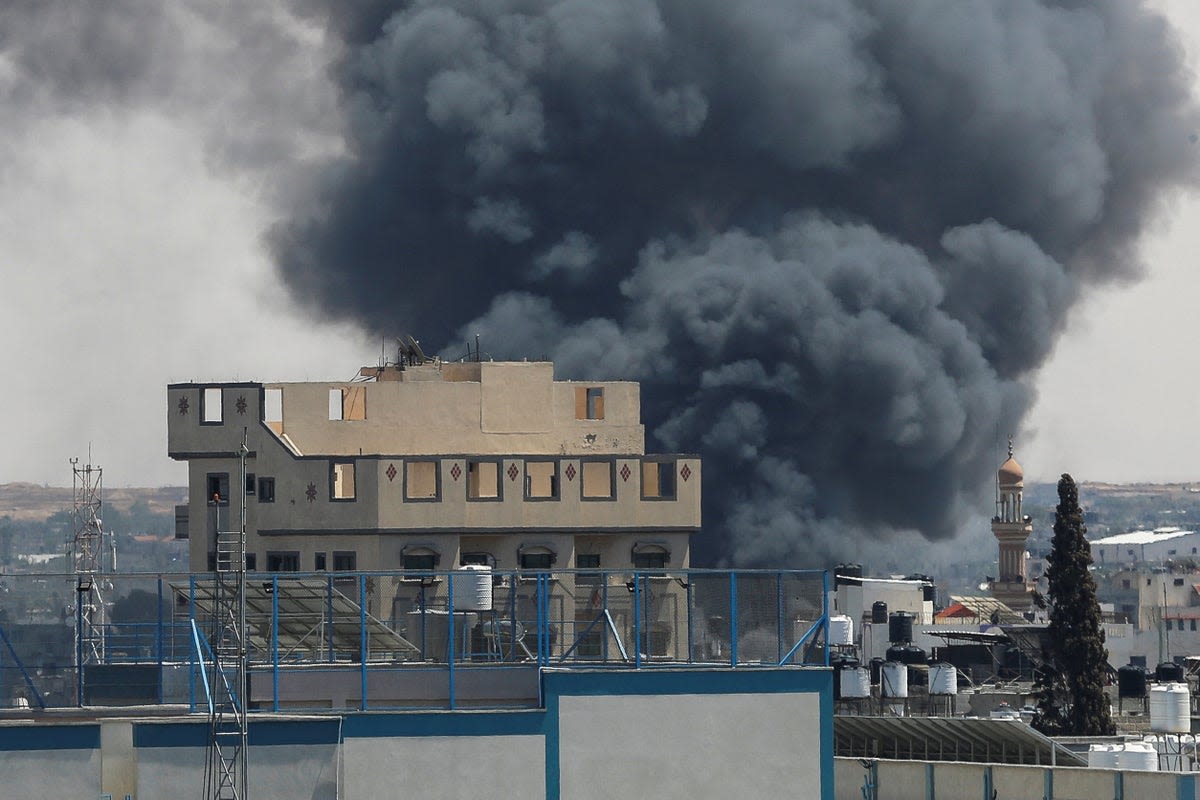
[1091,527,1198,546]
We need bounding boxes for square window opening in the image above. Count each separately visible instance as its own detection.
[206,473,230,505]
[575,386,605,420]
[460,551,495,567]
[245,473,256,495]
[525,461,558,499]
[405,461,439,500]
[333,551,356,571]
[329,386,366,421]
[257,477,275,503]
[403,553,439,571]
[202,387,223,424]
[520,552,555,570]
[315,552,327,571]
[467,460,500,499]
[263,388,283,424]
[331,462,356,500]
[581,461,613,499]
[641,461,676,499]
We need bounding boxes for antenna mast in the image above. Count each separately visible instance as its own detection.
[204,431,249,799]
[70,455,105,705]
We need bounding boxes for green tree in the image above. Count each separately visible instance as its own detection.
[1033,474,1114,735]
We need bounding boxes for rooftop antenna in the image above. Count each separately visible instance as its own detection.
[70,452,105,706]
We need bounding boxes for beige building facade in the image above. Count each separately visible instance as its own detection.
[167,360,700,625]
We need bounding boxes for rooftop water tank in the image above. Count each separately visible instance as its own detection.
[1156,662,1185,683]
[1087,744,1120,769]
[1150,683,1191,734]
[1116,742,1159,771]
[885,644,926,665]
[829,615,854,647]
[888,611,914,644]
[1118,665,1148,699]
[834,564,863,587]
[881,661,909,699]
[871,601,888,625]
[840,667,871,699]
[451,565,493,612]
[929,663,958,696]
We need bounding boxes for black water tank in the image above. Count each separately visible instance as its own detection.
[1118,665,1148,698]
[871,601,889,625]
[834,563,863,587]
[888,611,914,644]
[1156,662,1185,683]
[869,657,884,685]
[886,644,927,665]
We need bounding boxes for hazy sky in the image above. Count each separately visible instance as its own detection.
[1,0,1198,494]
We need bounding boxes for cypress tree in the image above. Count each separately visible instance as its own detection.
[1033,474,1114,735]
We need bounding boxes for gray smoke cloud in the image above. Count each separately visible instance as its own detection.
[271,0,1200,565]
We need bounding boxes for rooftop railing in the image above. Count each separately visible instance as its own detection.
[0,568,828,712]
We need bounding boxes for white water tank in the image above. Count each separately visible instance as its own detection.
[452,565,494,611]
[1150,683,1190,733]
[881,661,908,699]
[929,663,958,696]
[1117,742,1159,771]
[840,667,871,699]
[1087,744,1120,769]
[829,615,854,646]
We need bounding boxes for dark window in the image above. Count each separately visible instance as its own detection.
[257,477,275,503]
[333,551,356,571]
[206,473,230,505]
[207,552,216,572]
[266,552,300,572]
[1122,579,1131,589]
[641,460,676,500]
[245,473,256,495]
[1175,578,1185,587]
[1191,620,1197,632]
[519,551,555,570]
[403,553,438,571]
[460,552,494,567]
[315,552,327,571]
[245,553,257,571]
[576,553,601,584]
[632,551,669,570]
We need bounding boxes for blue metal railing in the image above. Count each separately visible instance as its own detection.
[0,568,829,711]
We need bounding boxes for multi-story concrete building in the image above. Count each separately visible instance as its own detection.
[167,358,700,626]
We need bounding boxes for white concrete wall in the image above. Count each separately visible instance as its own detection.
[0,747,100,797]
[343,734,545,799]
[558,691,822,800]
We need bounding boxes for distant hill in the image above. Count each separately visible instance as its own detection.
[0,483,187,522]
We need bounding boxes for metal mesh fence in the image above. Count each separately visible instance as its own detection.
[0,568,827,711]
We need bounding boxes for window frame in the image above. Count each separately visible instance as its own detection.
[266,551,300,572]
[330,461,357,501]
[580,459,616,501]
[466,459,503,501]
[257,477,275,503]
[404,460,440,502]
[201,387,224,425]
[332,551,357,571]
[524,460,559,501]
[640,459,677,500]
[206,473,230,506]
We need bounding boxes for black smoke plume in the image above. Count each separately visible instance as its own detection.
[272,0,1199,565]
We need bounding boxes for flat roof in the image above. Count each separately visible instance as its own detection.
[834,715,1086,766]
[1091,527,1197,546]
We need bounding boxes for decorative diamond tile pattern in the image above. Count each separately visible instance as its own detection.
[450,463,462,482]
[619,464,631,482]
[680,464,692,482]
[305,482,318,503]
[564,463,576,482]
[177,397,189,415]
[235,395,247,415]
[386,463,397,482]
[507,463,519,482]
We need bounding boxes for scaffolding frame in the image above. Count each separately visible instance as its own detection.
[70,457,105,705]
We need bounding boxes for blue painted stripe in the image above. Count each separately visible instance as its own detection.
[542,666,831,698]
[1178,772,1195,800]
[341,710,547,739]
[545,689,560,800]
[134,718,342,748]
[821,671,834,800]
[0,724,99,751]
